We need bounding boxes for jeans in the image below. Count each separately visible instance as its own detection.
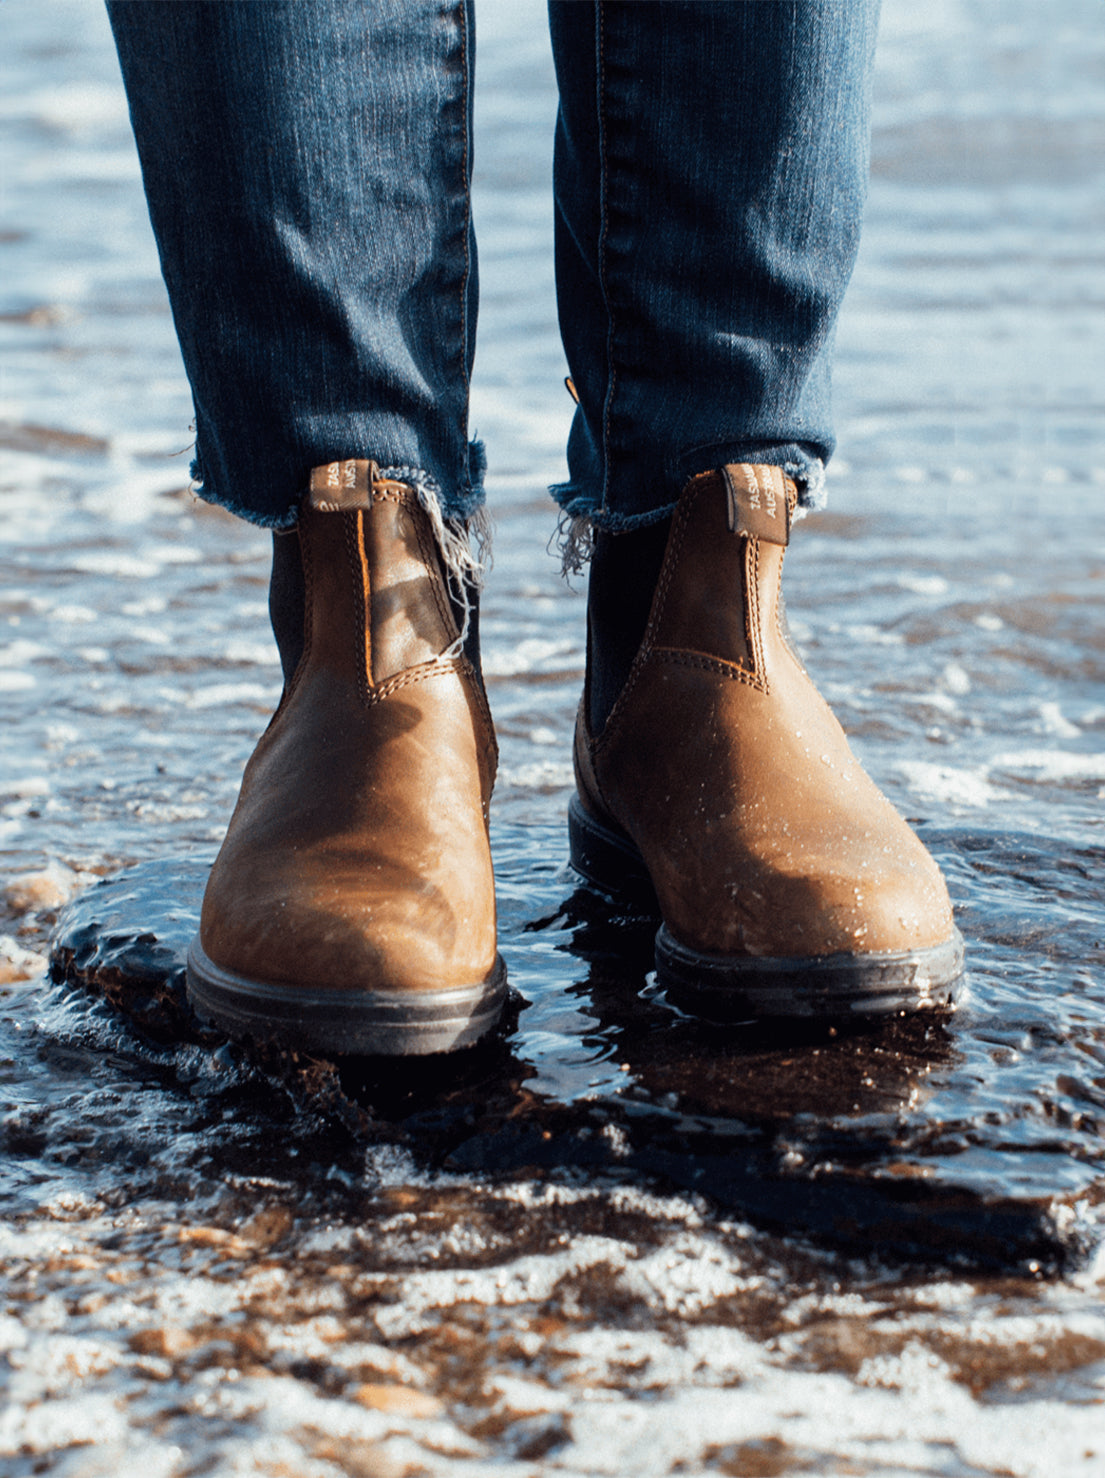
[106,0,880,534]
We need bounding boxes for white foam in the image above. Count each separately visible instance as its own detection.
[1037,702,1082,739]
[992,750,1105,783]
[0,639,47,664]
[46,604,98,624]
[70,552,162,579]
[896,573,949,596]
[0,1393,129,1460]
[3,777,50,799]
[221,640,280,667]
[140,542,202,566]
[368,1236,638,1339]
[898,761,1000,809]
[185,682,279,710]
[500,760,575,791]
[120,597,168,617]
[482,637,579,676]
[846,622,905,646]
[617,1232,752,1317]
[904,690,960,713]
[5,81,131,133]
[942,661,972,695]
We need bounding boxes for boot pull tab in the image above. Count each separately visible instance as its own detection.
[308,459,379,512]
[722,464,792,546]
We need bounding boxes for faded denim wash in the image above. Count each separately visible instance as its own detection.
[107,0,880,532]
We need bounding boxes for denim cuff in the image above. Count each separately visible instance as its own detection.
[189,437,488,532]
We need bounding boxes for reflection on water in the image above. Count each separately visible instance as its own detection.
[46,821,1104,1274]
[3,0,1105,1473]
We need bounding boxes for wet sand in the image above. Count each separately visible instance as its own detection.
[2,1,1104,1473]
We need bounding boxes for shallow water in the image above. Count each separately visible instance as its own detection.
[2,1,1104,1474]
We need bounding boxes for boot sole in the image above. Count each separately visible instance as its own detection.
[567,794,660,913]
[186,938,508,1057]
[568,794,964,1019]
[655,926,964,1020]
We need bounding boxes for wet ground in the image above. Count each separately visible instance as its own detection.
[3,1,1104,1474]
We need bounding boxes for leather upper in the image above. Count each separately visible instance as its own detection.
[576,466,956,960]
[199,461,499,994]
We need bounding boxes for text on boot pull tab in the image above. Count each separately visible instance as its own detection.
[722,464,791,546]
[308,459,377,512]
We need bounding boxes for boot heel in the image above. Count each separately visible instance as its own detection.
[568,794,659,913]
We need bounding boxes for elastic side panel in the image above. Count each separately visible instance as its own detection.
[364,493,458,684]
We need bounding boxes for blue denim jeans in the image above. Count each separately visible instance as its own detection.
[106,0,879,533]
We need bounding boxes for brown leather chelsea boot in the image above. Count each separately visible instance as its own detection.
[570,464,964,1019]
[186,459,505,1055]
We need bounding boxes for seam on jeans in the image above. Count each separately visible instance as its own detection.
[596,1,616,516]
[458,0,474,509]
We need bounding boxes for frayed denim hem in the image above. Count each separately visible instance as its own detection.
[787,457,827,512]
[189,457,302,531]
[188,435,489,532]
[550,450,827,574]
[550,485,680,577]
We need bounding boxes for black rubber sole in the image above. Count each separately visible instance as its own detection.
[567,794,660,914]
[568,793,965,1020]
[186,938,508,1057]
[656,925,964,1020]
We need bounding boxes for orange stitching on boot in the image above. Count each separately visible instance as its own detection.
[343,512,371,702]
[651,648,766,690]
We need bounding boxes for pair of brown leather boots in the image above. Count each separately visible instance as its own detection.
[186,459,963,1055]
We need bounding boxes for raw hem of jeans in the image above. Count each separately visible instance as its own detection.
[786,458,827,512]
[678,446,828,512]
[189,436,488,529]
[188,476,301,532]
[550,485,681,577]
[550,453,826,573]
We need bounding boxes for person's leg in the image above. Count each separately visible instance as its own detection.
[107,1,504,1054]
[550,1,962,1015]
[550,0,877,536]
[107,0,483,529]
[551,0,881,727]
